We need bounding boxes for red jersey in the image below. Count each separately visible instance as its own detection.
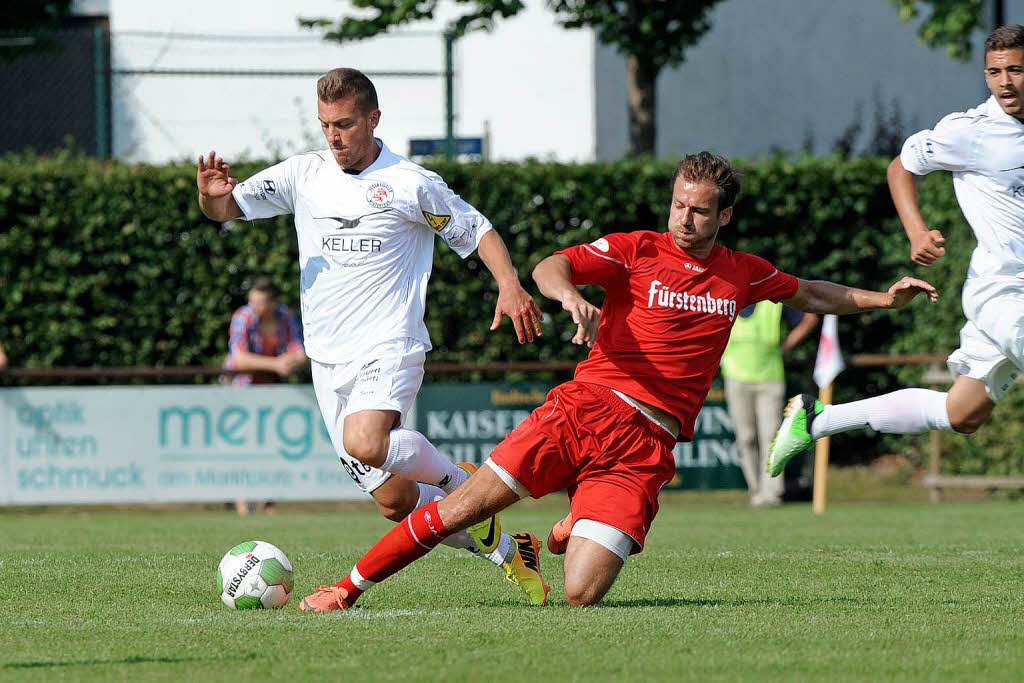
[556,230,799,441]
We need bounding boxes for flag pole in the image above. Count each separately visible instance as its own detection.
[812,381,833,516]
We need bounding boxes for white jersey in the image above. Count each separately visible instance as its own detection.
[900,96,1024,279]
[231,140,493,363]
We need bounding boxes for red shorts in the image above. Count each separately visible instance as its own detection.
[489,381,677,553]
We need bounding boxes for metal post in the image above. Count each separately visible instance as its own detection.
[444,30,455,160]
[93,26,109,159]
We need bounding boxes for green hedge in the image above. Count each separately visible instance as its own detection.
[1,151,1015,472]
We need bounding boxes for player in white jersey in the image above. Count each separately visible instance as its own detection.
[767,25,1024,473]
[196,67,548,604]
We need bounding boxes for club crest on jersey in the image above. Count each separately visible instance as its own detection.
[422,211,452,232]
[647,279,737,321]
[366,182,395,208]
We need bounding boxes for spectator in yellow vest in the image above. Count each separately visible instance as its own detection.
[720,302,818,506]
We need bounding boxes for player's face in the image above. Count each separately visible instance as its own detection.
[248,289,273,318]
[985,48,1024,119]
[667,178,732,254]
[318,97,381,170]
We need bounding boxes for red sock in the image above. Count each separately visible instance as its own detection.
[333,501,450,602]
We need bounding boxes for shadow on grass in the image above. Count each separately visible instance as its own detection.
[5,653,258,670]
[599,596,862,608]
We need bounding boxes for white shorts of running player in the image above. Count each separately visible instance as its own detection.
[947,277,1024,402]
[312,338,427,493]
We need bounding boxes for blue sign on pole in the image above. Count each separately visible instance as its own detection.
[409,137,484,157]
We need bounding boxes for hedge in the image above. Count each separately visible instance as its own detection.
[1,150,1016,473]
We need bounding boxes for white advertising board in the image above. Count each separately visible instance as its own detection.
[0,385,371,505]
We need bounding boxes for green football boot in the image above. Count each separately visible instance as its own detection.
[767,394,824,477]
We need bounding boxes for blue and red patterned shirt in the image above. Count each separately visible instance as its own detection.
[223,303,304,385]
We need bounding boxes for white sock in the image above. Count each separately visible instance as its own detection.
[811,389,952,438]
[382,429,468,494]
[490,533,517,566]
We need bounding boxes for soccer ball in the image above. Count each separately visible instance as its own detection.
[217,540,294,609]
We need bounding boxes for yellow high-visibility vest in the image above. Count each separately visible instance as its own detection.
[720,301,784,383]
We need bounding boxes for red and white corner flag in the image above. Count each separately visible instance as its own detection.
[813,314,845,388]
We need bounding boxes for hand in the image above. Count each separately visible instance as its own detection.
[491,282,543,343]
[197,150,237,198]
[273,356,299,378]
[886,276,938,309]
[562,294,601,347]
[909,229,946,266]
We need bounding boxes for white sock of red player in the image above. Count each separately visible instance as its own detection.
[383,428,468,494]
[810,389,952,438]
[415,484,516,567]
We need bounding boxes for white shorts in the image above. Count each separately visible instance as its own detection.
[312,338,427,493]
[948,277,1024,402]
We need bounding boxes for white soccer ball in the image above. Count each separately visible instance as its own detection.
[217,540,294,609]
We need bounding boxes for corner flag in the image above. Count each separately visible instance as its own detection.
[813,314,845,388]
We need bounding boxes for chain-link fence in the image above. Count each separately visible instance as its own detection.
[0,24,110,157]
[1,27,453,162]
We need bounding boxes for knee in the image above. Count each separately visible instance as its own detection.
[563,581,604,607]
[950,415,983,434]
[342,431,389,467]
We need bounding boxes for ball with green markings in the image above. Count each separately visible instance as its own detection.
[217,540,294,609]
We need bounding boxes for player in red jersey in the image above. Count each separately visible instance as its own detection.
[299,151,938,611]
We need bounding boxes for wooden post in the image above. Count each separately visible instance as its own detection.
[812,382,834,516]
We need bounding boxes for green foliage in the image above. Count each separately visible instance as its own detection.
[0,151,1015,472]
[298,0,525,39]
[891,0,988,61]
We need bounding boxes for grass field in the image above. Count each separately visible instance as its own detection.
[2,492,1023,682]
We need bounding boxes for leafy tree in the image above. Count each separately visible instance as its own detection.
[299,0,725,157]
[891,0,993,61]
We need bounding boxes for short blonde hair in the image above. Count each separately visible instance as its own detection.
[316,67,379,111]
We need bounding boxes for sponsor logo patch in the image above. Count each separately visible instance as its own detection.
[591,238,610,252]
[422,211,452,232]
[366,182,395,208]
[442,226,473,249]
[263,179,276,195]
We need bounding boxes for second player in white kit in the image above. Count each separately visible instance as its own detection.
[196,67,549,604]
[766,24,1024,473]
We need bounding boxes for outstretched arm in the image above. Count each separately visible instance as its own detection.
[476,231,543,344]
[532,254,601,347]
[197,150,243,221]
[784,276,937,315]
[888,156,945,266]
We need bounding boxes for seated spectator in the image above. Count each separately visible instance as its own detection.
[224,276,307,385]
[223,276,307,515]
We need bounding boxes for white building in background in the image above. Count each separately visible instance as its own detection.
[73,0,597,163]
[72,0,1016,164]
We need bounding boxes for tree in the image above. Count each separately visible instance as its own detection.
[299,1,725,157]
[890,0,997,61]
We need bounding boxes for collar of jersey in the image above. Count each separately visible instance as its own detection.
[984,95,1024,128]
[660,231,722,267]
[334,138,399,178]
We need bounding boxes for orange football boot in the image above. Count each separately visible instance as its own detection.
[299,585,353,612]
[546,513,573,555]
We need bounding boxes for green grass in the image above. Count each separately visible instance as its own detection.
[2,495,1022,682]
